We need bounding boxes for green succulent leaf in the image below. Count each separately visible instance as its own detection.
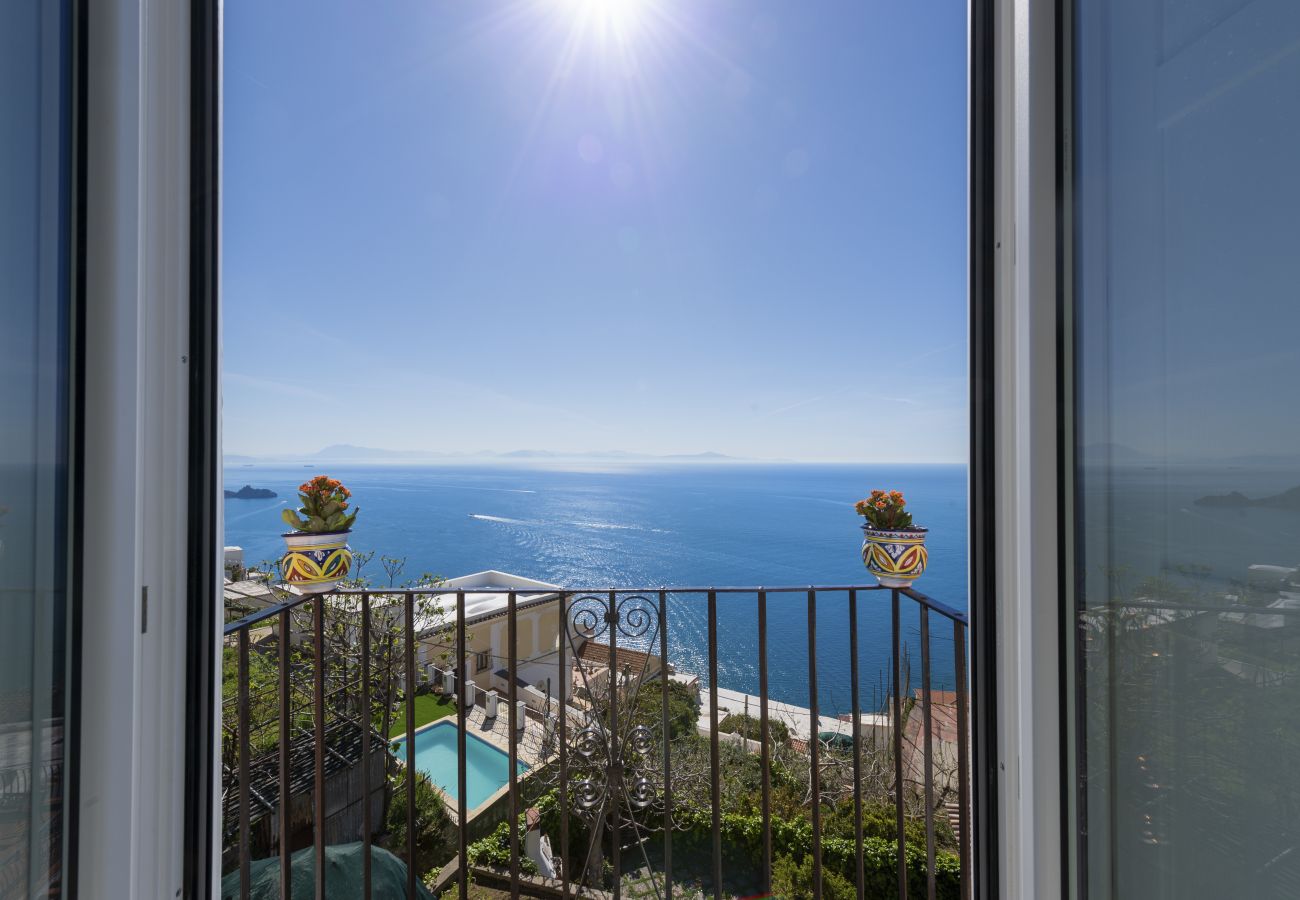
[281,509,309,530]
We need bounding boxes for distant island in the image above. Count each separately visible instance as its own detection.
[225,485,277,499]
[1195,486,1300,510]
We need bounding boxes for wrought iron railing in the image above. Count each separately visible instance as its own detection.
[222,584,970,899]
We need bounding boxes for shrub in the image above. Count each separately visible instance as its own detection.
[716,712,790,745]
[672,804,961,899]
[823,800,957,851]
[629,679,700,741]
[771,853,856,900]
[465,819,539,875]
[386,774,453,877]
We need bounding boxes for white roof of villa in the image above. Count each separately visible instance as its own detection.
[316,570,561,634]
[418,570,562,632]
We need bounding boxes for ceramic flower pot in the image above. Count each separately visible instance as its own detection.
[861,525,928,588]
[280,530,352,593]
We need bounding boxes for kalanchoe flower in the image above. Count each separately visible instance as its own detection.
[281,474,360,534]
[855,488,915,530]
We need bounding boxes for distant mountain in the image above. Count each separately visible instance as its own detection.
[1195,486,1300,510]
[1189,453,1300,468]
[225,445,747,463]
[499,449,740,461]
[499,449,561,459]
[1080,443,1153,465]
[222,453,261,466]
[1080,445,1300,468]
[314,444,442,460]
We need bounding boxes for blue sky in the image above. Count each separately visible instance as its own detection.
[223,0,968,462]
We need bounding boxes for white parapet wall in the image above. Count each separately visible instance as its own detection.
[854,712,894,747]
[714,728,762,754]
[223,546,244,573]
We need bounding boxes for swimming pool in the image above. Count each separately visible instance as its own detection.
[392,720,528,810]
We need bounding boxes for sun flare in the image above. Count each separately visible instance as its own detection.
[558,0,649,37]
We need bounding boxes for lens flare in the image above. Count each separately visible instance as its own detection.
[559,0,648,38]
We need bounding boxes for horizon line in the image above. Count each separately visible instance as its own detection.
[221,453,967,466]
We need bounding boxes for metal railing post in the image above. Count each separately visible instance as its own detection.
[849,589,865,900]
[238,628,251,900]
[707,590,722,900]
[404,592,417,899]
[807,589,822,900]
[658,590,673,900]
[921,606,936,900]
[758,590,772,894]
[892,589,907,899]
[456,591,468,900]
[277,610,291,900]
[360,593,372,900]
[955,619,971,900]
[313,596,326,900]
[508,591,520,900]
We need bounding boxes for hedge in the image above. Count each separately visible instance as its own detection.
[670,805,961,899]
[466,792,961,899]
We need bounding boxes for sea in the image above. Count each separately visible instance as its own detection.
[224,461,968,715]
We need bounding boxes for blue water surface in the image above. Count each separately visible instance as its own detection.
[225,462,969,713]
[392,720,528,810]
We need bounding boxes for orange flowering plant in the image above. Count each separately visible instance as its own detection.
[280,475,359,533]
[854,489,915,530]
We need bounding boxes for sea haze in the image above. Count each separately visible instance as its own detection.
[224,462,970,713]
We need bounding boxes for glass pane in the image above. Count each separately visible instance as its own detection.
[0,0,73,895]
[1073,1,1300,897]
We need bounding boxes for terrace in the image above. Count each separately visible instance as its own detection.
[221,583,971,899]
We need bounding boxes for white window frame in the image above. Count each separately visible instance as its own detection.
[988,0,1067,897]
[72,2,1070,897]
[79,2,218,897]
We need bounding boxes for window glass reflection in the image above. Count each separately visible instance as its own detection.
[1074,1,1300,896]
[0,1,72,894]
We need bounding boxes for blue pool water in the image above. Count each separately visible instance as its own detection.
[393,720,528,809]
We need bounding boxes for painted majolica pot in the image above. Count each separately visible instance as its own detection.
[861,525,928,588]
[280,530,352,593]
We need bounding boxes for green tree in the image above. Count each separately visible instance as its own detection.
[385,773,454,877]
[716,712,790,745]
[629,679,700,741]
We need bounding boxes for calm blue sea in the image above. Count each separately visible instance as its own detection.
[224,462,969,714]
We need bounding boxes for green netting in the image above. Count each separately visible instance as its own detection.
[221,842,434,899]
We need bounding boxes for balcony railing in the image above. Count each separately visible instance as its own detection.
[222,584,970,899]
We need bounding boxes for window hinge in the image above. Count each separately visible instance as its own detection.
[141,586,149,634]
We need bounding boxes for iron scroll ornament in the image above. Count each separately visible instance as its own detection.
[559,594,666,827]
